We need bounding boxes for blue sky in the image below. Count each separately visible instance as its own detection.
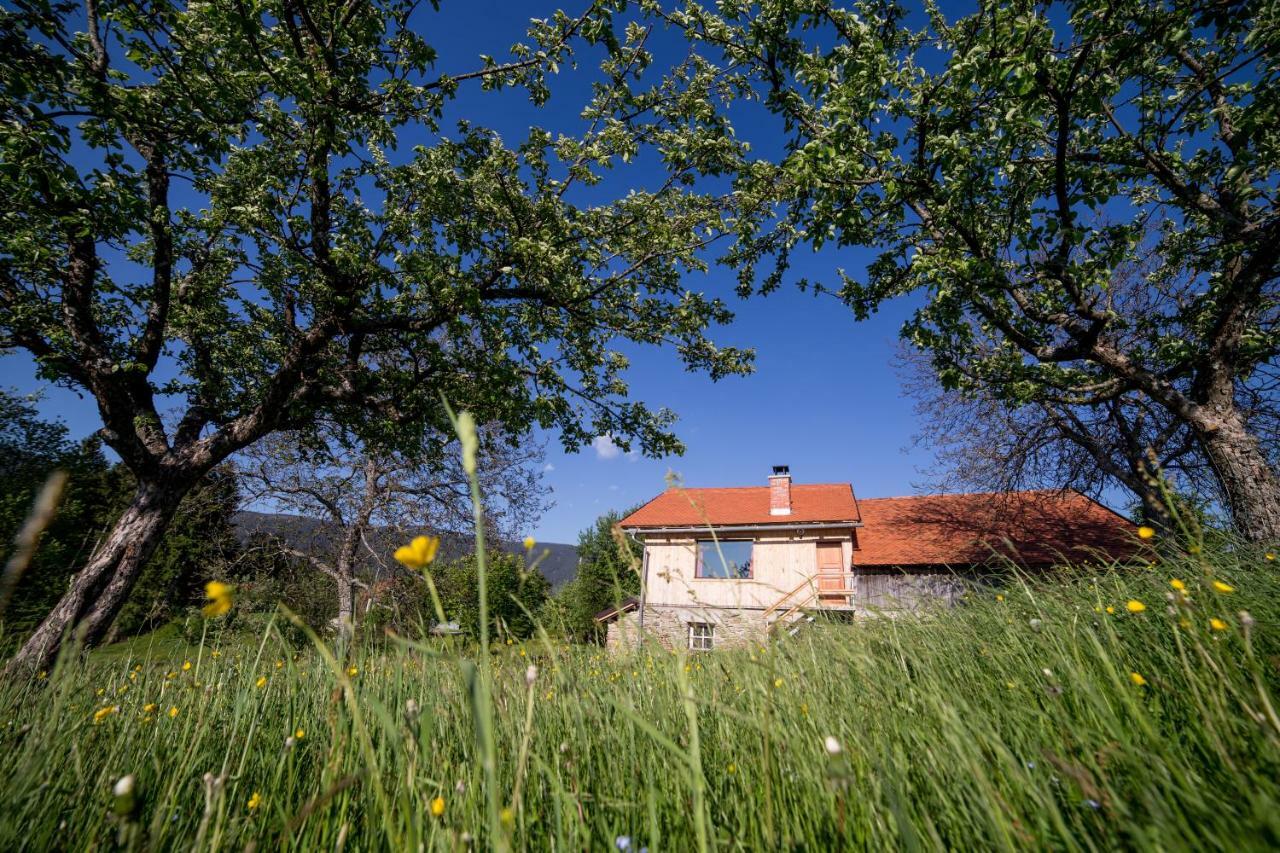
[0,1,951,545]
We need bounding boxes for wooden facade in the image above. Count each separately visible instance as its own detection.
[642,531,856,610]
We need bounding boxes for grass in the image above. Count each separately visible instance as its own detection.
[0,547,1278,850]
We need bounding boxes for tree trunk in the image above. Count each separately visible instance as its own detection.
[1194,410,1280,543]
[334,573,355,638]
[4,478,186,675]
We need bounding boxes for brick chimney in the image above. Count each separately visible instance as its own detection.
[769,465,791,516]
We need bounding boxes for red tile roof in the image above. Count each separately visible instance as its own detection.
[619,484,860,528]
[854,491,1140,568]
[620,482,1141,568]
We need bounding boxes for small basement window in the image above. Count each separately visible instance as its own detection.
[688,622,714,651]
[696,539,753,579]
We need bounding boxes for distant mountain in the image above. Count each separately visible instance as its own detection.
[232,511,579,590]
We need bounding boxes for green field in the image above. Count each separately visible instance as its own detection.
[2,548,1278,851]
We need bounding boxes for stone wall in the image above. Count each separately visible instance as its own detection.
[606,604,770,651]
[603,569,977,650]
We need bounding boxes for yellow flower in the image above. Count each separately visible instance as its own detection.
[143,703,158,714]
[347,666,359,677]
[394,535,440,570]
[275,660,283,670]
[430,796,445,817]
[995,594,1004,602]
[247,792,262,811]
[36,670,47,680]
[256,676,268,688]
[1188,544,1202,555]
[202,580,234,617]
[1266,553,1275,561]
[1106,606,1115,614]
[1129,672,1147,686]
[1212,580,1235,594]
[1137,526,1156,539]
[168,706,179,718]
[1210,618,1228,631]
[205,579,233,599]
[500,807,514,827]
[1170,579,1186,591]
[523,536,536,551]
[211,650,221,658]
[1126,600,1146,613]
[727,762,737,775]
[182,660,192,672]
[773,677,784,689]
[92,705,118,724]
[294,727,305,739]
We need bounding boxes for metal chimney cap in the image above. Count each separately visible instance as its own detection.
[771,465,790,476]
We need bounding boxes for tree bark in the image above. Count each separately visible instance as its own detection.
[1193,408,1280,543]
[4,478,187,675]
[334,574,355,638]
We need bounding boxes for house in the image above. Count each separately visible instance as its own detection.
[598,466,1141,651]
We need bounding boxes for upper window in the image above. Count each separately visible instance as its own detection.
[696,539,753,579]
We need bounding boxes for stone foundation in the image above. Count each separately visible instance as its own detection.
[606,604,770,652]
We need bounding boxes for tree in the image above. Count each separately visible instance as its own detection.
[660,0,1280,540]
[238,421,549,634]
[433,551,551,641]
[0,0,753,671]
[555,507,641,642]
[105,465,241,640]
[0,391,240,644]
[899,346,1215,535]
[895,240,1277,535]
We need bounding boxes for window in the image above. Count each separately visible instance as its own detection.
[688,622,714,651]
[696,539,753,579]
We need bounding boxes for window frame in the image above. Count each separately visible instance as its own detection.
[688,621,715,651]
[694,538,754,580]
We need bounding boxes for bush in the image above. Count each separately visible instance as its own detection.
[431,551,550,641]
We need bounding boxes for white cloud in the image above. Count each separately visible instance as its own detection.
[592,434,622,460]
[608,484,620,491]
[542,463,555,472]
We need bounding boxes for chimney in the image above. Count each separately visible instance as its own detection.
[769,465,791,516]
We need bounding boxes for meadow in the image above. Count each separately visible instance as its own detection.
[1,547,1278,851]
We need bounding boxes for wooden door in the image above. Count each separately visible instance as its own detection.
[816,542,846,604]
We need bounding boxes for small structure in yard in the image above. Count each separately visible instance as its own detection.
[598,466,1140,650]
